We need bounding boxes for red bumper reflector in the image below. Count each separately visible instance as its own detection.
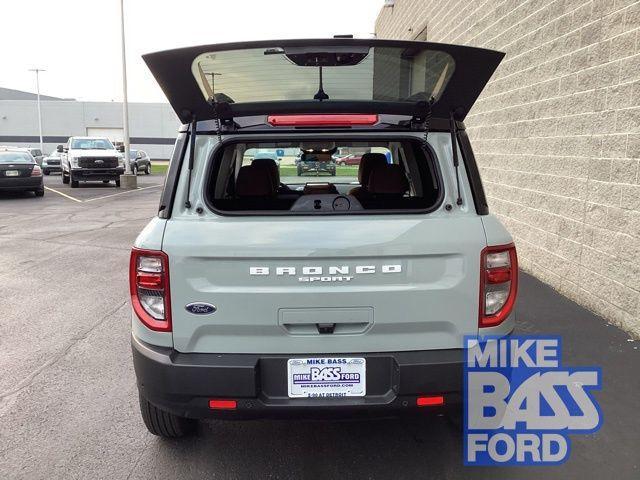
[417,395,445,407]
[136,272,163,289]
[485,267,511,284]
[267,114,378,127]
[209,399,237,410]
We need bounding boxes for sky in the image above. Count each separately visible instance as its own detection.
[1,0,383,103]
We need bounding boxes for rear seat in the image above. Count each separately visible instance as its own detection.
[349,153,388,200]
[215,164,294,211]
[358,163,426,210]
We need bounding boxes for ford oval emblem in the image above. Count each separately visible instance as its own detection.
[185,302,217,315]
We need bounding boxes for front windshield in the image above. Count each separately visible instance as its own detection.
[70,138,114,150]
[0,152,34,164]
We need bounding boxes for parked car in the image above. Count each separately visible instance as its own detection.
[59,137,125,187]
[131,39,515,437]
[130,150,152,175]
[296,152,337,176]
[334,154,362,166]
[41,151,62,175]
[25,147,44,165]
[0,147,44,196]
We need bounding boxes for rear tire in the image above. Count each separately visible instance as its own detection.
[138,394,197,438]
[62,171,70,184]
[115,179,121,187]
[70,175,79,188]
[34,189,44,197]
[102,180,110,183]
[44,170,50,175]
[297,166,302,176]
[145,164,151,175]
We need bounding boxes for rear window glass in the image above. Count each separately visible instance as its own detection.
[206,139,441,215]
[192,45,454,105]
[0,152,34,163]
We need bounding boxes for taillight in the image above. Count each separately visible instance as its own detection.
[267,114,378,127]
[479,243,518,328]
[129,248,171,332]
[31,165,42,176]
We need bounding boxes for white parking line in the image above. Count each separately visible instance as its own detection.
[83,184,161,202]
[44,186,83,203]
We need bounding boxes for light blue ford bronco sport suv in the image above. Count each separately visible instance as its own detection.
[130,39,517,437]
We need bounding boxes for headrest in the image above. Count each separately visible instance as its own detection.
[235,165,275,197]
[367,164,409,195]
[358,153,388,185]
[251,158,280,190]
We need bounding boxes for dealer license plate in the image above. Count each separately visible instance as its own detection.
[5,170,19,176]
[287,357,366,398]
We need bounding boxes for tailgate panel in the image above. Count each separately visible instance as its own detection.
[163,215,485,354]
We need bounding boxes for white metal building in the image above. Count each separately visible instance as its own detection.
[0,88,180,159]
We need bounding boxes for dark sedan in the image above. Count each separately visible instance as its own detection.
[0,149,44,197]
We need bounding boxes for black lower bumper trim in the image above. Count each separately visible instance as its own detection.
[132,336,464,420]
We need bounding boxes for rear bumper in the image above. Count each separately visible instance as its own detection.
[71,168,124,180]
[132,335,464,420]
[0,177,43,190]
[42,164,62,172]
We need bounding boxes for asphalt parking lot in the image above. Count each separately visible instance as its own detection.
[0,174,638,479]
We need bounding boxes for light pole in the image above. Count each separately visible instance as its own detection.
[119,0,136,188]
[28,68,45,153]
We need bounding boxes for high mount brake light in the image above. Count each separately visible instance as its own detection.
[267,114,378,127]
[129,248,172,332]
[479,243,518,328]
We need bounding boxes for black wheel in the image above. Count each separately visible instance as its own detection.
[70,175,79,188]
[62,171,69,184]
[102,180,110,184]
[331,170,336,176]
[115,179,121,187]
[43,170,50,176]
[145,164,151,175]
[297,166,302,176]
[138,393,197,438]
[34,189,44,197]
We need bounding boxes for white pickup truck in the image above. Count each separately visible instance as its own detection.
[58,136,125,187]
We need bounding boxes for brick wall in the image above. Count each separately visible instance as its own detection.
[376,0,640,335]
